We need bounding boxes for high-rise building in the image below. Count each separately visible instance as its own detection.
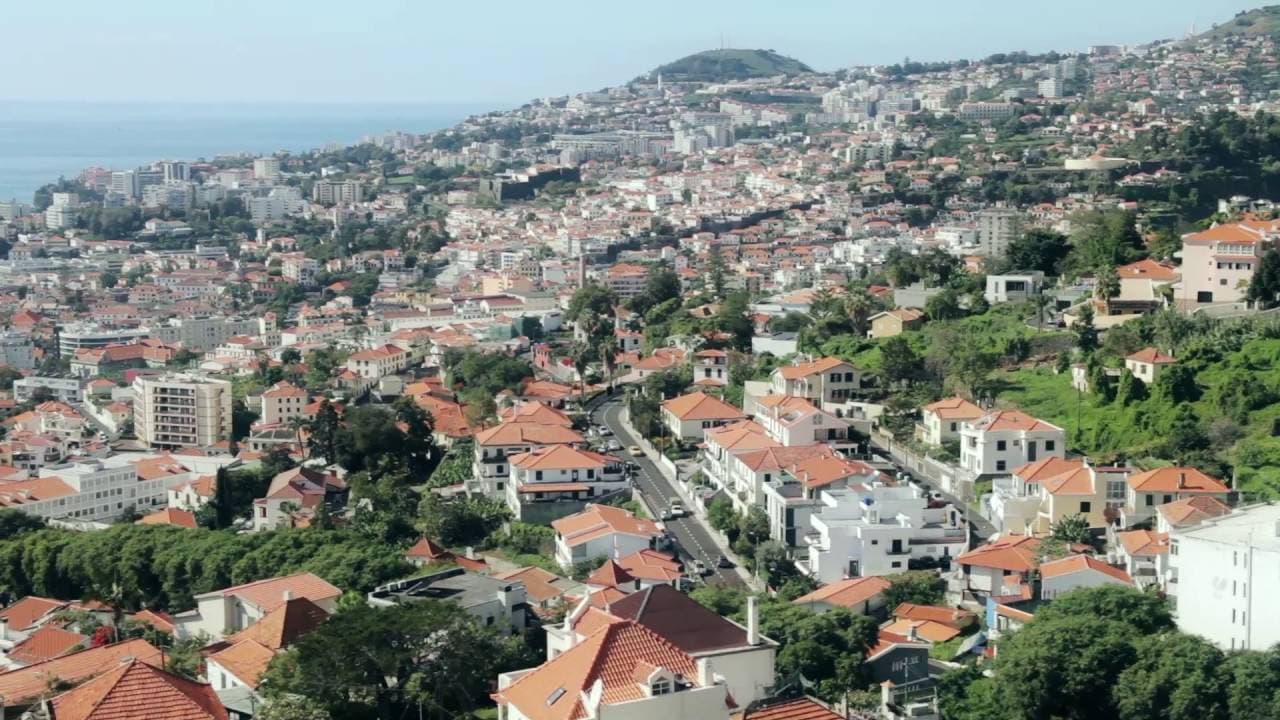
[44,192,80,230]
[253,157,282,179]
[1038,78,1065,99]
[977,209,1023,258]
[312,179,365,205]
[160,161,190,182]
[133,374,233,449]
[110,170,139,199]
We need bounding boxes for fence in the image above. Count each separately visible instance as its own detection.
[873,428,966,497]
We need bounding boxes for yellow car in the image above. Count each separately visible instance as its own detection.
[627,445,644,457]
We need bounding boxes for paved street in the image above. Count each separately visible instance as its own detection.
[593,399,747,589]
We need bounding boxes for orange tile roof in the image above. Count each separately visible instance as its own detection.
[129,609,176,635]
[510,444,613,471]
[551,504,662,549]
[474,422,583,447]
[1155,495,1231,528]
[957,534,1042,572]
[1182,223,1265,246]
[207,639,276,689]
[0,639,163,707]
[1039,555,1134,584]
[494,621,703,720]
[893,603,975,629]
[1126,347,1176,365]
[0,595,68,631]
[661,391,747,421]
[1117,258,1179,281]
[406,537,452,560]
[705,421,779,452]
[494,567,574,606]
[49,659,228,720]
[866,630,928,661]
[261,381,308,399]
[499,402,574,427]
[792,577,891,609]
[922,396,984,420]
[1013,456,1082,484]
[975,409,1062,433]
[1127,467,1229,494]
[777,357,849,380]
[223,597,328,651]
[735,444,835,473]
[0,476,78,507]
[136,508,198,529]
[209,572,341,613]
[5,624,86,666]
[883,618,961,643]
[586,560,636,589]
[615,549,683,583]
[735,697,843,720]
[1117,529,1170,557]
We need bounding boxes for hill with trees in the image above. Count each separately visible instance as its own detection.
[1194,6,1280,40]
[643,48,813,82]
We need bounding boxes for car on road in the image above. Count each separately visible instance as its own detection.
[606,439,622,452]
[597,426,613,436]
[692,560,709,576]
[668,499,685,518]
[716,554,735,569]
[627,445,644,457]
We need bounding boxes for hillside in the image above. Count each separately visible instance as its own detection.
[1195,5,1280,40]
[644,48,813,82]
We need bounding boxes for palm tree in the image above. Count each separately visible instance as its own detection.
[597,335,618,392]
[569,341,593,404]
[1031,293,1053,333]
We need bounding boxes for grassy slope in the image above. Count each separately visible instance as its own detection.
[1196,6,1280,40]
[997,338,1280,497]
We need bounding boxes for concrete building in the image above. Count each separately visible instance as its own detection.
[132,374,233,449]
[0,454,192,523]
[1169,504,1280,651]
[1120,467,1231,528]
[505,445,629,523]
[917,396,983,447]
[976,209,1023,258]
[1124,347,1176,385]
[252,157,281,180]
[552,504,663,569]
[987,457,1130,534]
[471,420,584,498]
[56,323,151,358]
[768,357,863,404]
[984,271,1044,304]
[0,332,37,369]
[312,179,365,205]
[1179,221,1277,304]
[661,391,748,441]
[173,572,341,641]
[12,376,83,404]
[369,568,528,635]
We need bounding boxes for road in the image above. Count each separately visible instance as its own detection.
[593,399,747,589]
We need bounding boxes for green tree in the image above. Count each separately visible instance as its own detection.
[1223,649,1280,720]
[707,497,738,536]
[708,244,726,298]
[996,615,1137,720]
[1152,363,1200,404]
[1049,514,1092,545]
[882,571,944,608]
[1114,632,1228,720]
[416,494,509,547]
[1096,265,1121,302]
[938,665,1001,720]
[1114,370,1147,407]
[564,282,615,323]
[1068,210,1144,272]
[1247,248,1280,309]
[880,336,924,385]
[1074,303,1099,354]
[0,510,46,540]
[1004,228,1071,275]
[925,288,965,320]
[1033,585,1174,635]
[1163,405,1210,466]
[257,696,333,720]
[307,399,342,462]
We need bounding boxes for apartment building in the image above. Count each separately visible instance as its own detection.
[133,374,233,449]
[692,349,729,387]
[258,381,309,426]
[472,422,584,497]
[312,179,365,205]
[976,209,1023,258]
[505,445,628,523]
[987,457,1131,534]
[603,263,648,299]
[1170,504,1280,651]
[345,344,411,380]
[768,357,863,404]
[959,409,1065,477]
[1120,466,1231,528]
[918,396,983,446]
[0,454,193,523]
[1179,220,1278,304]
[11,376,83,404]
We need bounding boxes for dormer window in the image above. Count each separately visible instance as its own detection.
[651,678,672,696]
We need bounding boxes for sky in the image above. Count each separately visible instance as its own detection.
[0,0,1265,105]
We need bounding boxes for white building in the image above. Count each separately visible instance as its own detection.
[312,179,365,205]
[0,332,37,370]
[976,209,1023,258]
[345,344,411,380]
[505,445,628,521]
[552,504,663,569]
[132,374,233,449]
[984,271,1045,305]
[959,410,1065,477]
[0,454,194,523]
[802,484,967,584]
[12,376,83,403]
[252,157,282,180]
[173,572,341,641]
[918,396,983,447]
[1169,504,1280,651]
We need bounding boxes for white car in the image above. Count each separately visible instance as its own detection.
[668,500,685,518]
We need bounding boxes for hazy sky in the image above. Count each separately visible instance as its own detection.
[1,0,1261,105]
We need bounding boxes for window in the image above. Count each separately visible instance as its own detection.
[891,561,902,568]
[996,440,1007,451]
[1045,440,1056,451]
[651,678,673,696]
[1080,501,1091,513]
[535,471,543,481]
[996,460,1006,472]
[1145,494,1154,506]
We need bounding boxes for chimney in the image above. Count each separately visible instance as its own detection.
[747,595,760,646]
[907,623,919,642]
[1178,472,1187,490]
[282,589,293,602]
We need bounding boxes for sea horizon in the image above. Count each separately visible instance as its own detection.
[0,99,505,203]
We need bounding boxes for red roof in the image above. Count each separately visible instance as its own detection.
[736,697,843,720]
[5,624,85,666]
[0,639,163,707]
[48,659,229,720]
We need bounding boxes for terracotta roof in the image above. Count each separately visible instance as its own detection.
[866,630,929,661]
[0,639,163,707]
[224,597,328,651]
[0,595,68,631]
[957,534,1042,572]
[6,624,86,666]
[777,357,850,380]
[922,396,984,420]
[883,618,961,643]
[204,572,341,613]
[586,560,636,589]
[1155,495,1232,528]
[261,381,308,399]
[495,621,703,720]
[893,603,974,629]
[206,639,276,689]
[615,549,682,583]
[1126,347,1176,365]
[601,584,754,654]
[494,567,575,606]
[974,409,1062,433]
[136,508,198,529]
[738,697,843,720]
[1117,258,1179,281]
[1013,456,1082,484]
[1127,467,1229,494]
[48,659,228,720]
[551,504,662,548]
[661,391,747,422]
[792,577,891,609]
[406,537,452,560]
[499,402,573,427]
[129,609,176,635]
[1039,555,1134,584]
[1117,529,1170,557]
[510,444,613,471]
[474,422,583,447]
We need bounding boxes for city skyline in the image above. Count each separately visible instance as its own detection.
[1,0,1260,104]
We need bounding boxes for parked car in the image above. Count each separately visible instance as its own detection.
[716,554,735,569]
[668,499,685,518]
[597,426,613,436]
[692,560,709,576]
[606,439,622,452]
[627,445,644,457]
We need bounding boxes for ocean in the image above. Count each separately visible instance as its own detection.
[0,100,497,203]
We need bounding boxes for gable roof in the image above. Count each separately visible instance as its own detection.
[0,639,163,707]
[973,409,1062,434]
[893,603,975,629]
[511,444,613,471]
[48,659,228,720]
[1117,529,1170,557]
[206,639,277,690]
[585,560,636,589]
[922,396,984,420]
[1127,467,1229,494]
[1126,347,1176,365]
[615,549,683,583]
[474,422,583,447]
[0,595,68,631]
[1117,258,1179,281]
[776,357,850,380]
[792,576,891,609]
[224,597,328,651]
[602,584,756,654]
[495,621,703,720]
[882,618,961,643]
[551,504,662,548]
[406,537,452,561]
[737,697,844,720]
[1039,555,1134,584]
[662,391,746,422]
[200,572,340,613]
[957,534,1042,573]
[136,508,198,529]
[1155,495,1232,528]
[6,624,86,666]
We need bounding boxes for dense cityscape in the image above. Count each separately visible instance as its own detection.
[3,5,1280,720]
